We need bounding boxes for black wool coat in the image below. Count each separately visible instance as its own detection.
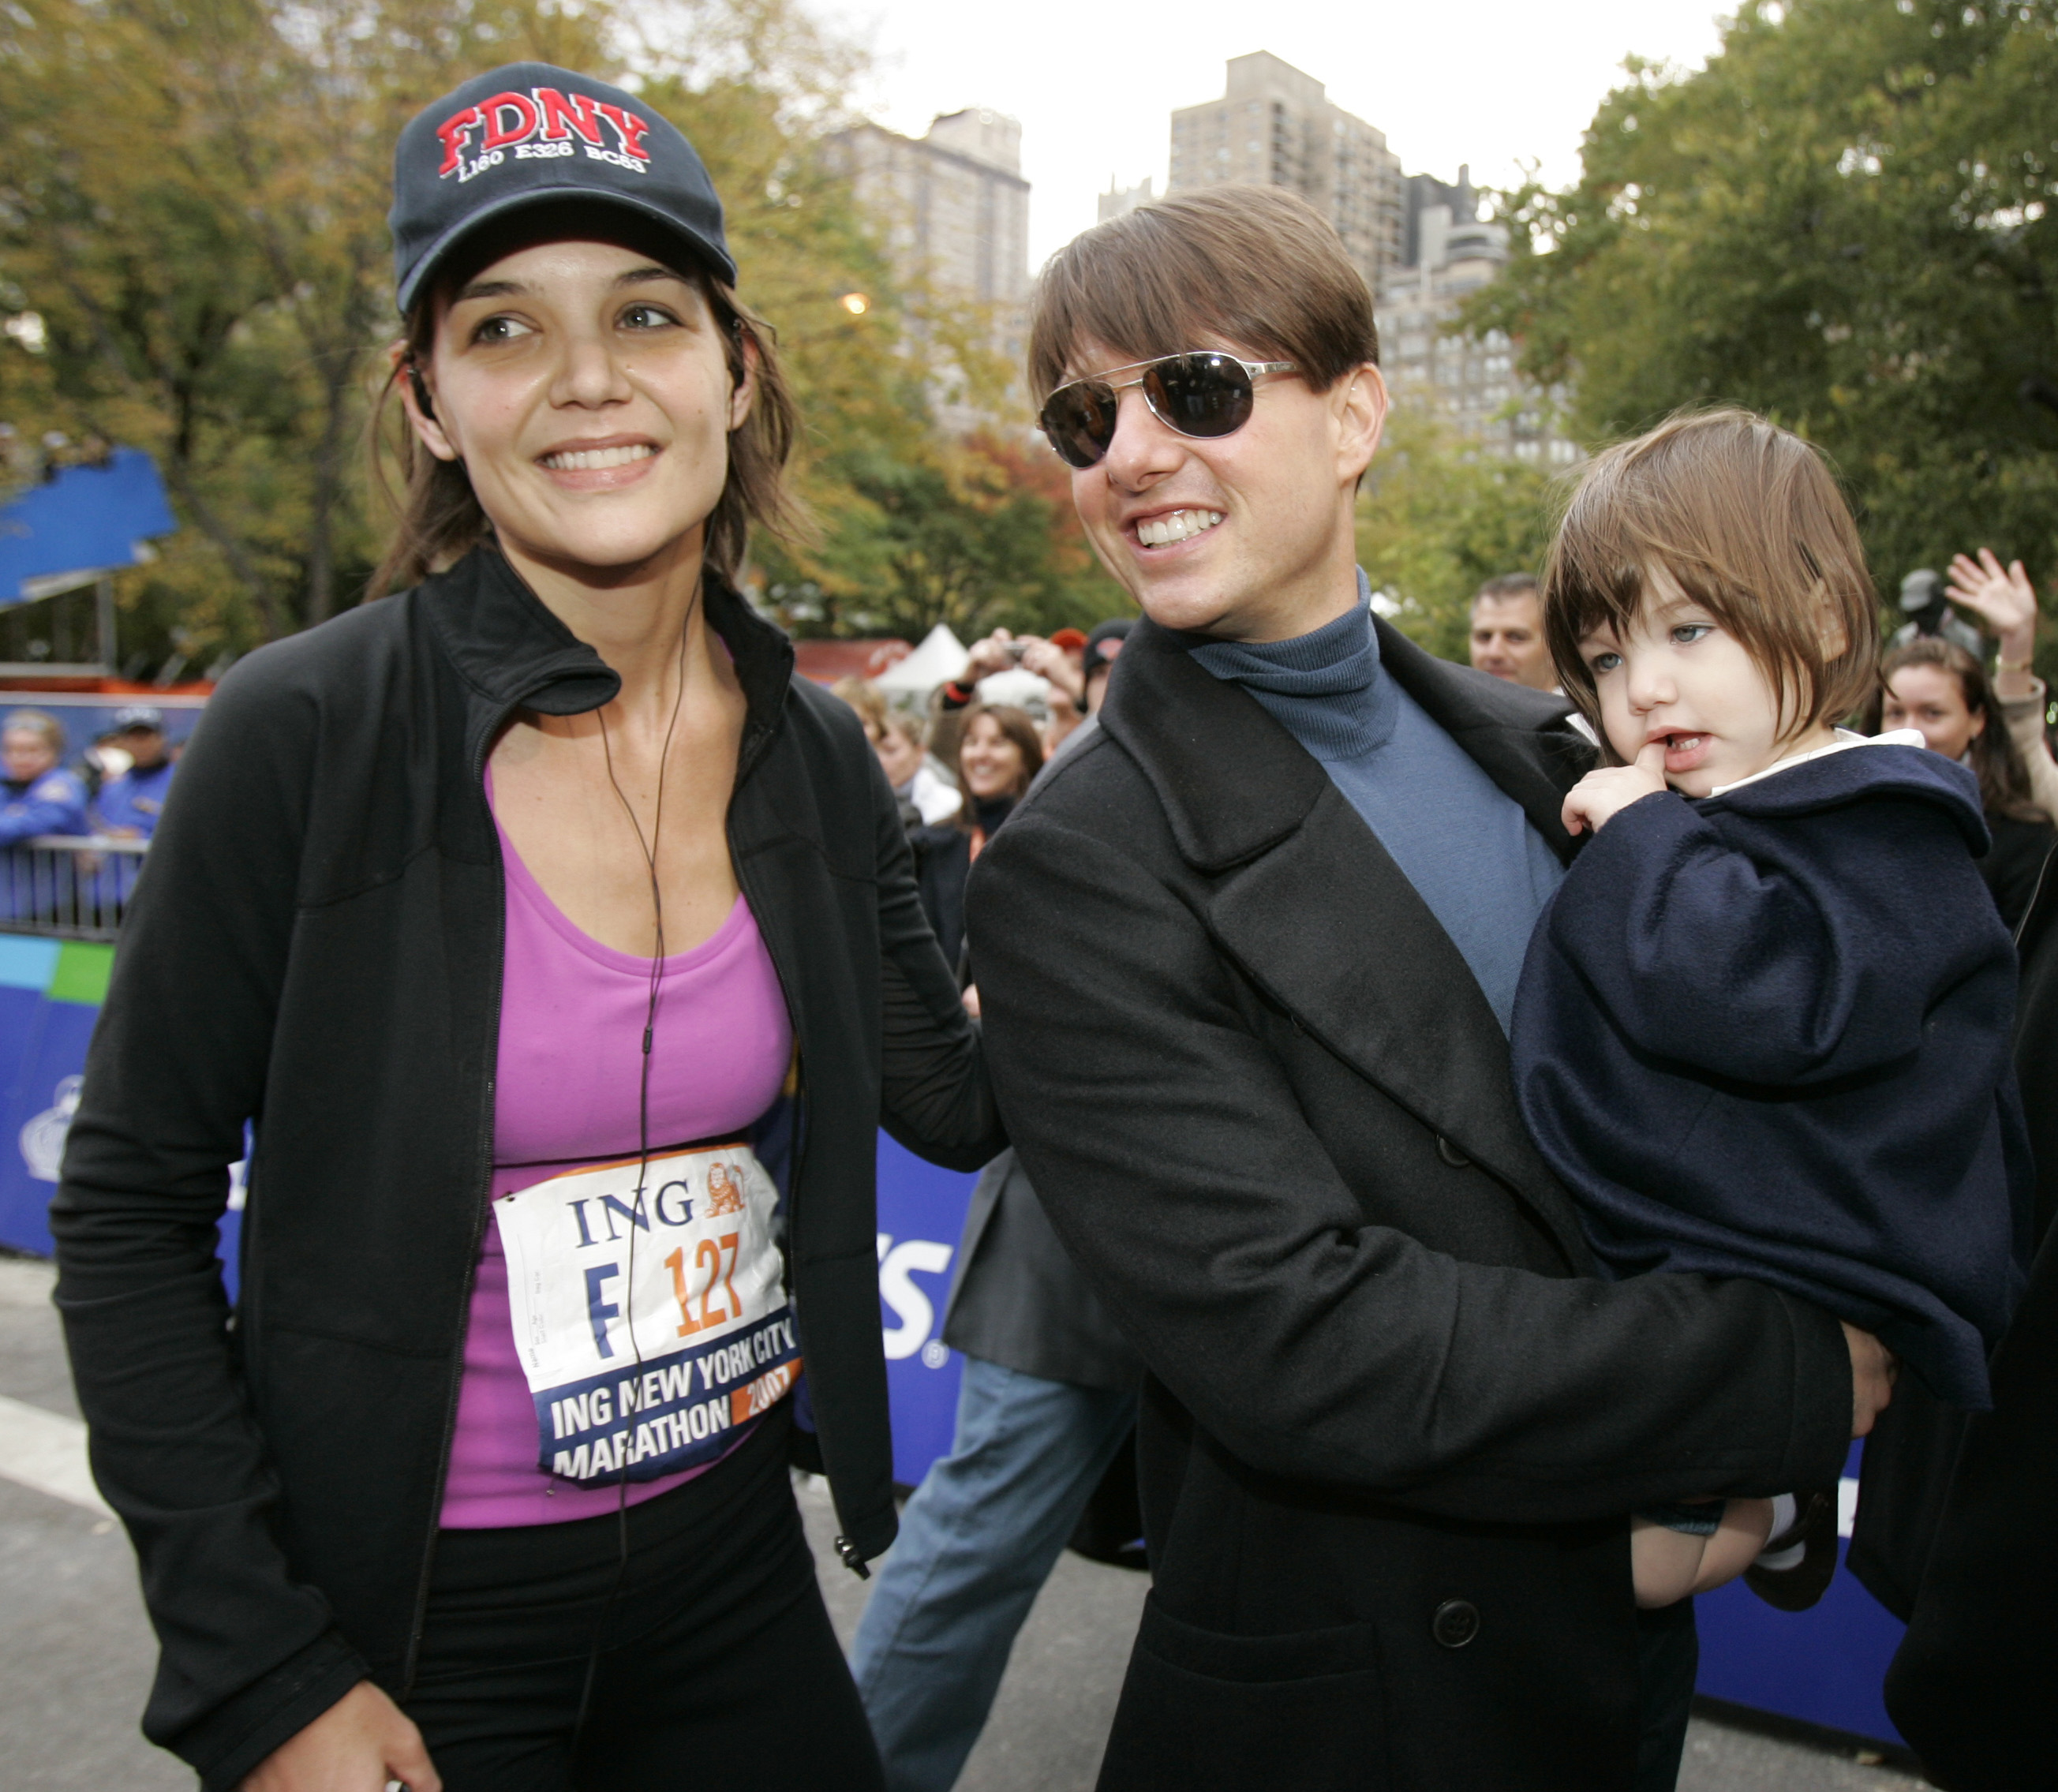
[1877,847,2058,1789]
[965,615,1854,1792]
[50,549,1002,1791]
[1512,746,2033,1410]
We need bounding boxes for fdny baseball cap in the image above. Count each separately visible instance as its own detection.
[390,63,736,315]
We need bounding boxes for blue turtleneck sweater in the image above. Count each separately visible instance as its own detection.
[1190,578,1564,1030]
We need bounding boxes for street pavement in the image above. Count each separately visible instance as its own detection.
[0,1251,1933,1791]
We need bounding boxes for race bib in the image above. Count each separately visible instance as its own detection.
[493,1139,801,1487]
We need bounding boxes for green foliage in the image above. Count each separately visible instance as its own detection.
[1470,0,2058,664]
[1356,406,1559,661]
[0,0,613,667]
[761,430,1128,640]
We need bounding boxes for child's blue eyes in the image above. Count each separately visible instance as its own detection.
[1588,625,1711,675]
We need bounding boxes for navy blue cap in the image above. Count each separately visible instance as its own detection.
[390,63,735,315]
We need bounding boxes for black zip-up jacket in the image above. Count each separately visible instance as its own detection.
[50,548,1003,1790]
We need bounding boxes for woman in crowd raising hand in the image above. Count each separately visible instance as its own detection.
[1943,547,2058,826]
[52,62,999,1792]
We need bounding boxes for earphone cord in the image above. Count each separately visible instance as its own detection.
[568,606,692,1752]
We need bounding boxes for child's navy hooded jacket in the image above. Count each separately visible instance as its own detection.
[1511,741,2033,1409]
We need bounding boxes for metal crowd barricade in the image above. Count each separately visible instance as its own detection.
[0,835,149,941]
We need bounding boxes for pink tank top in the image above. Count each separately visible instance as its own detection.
[438,776,794,1528]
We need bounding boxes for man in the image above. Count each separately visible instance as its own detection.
[965,187,1889,1790]
[92,705,178,840]
[851,612,1144,1792]
[1468,571,1555,690]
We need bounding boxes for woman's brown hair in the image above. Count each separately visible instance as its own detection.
[954,703,1043,830]
[1869,636,2045,824]
[1543,408,1880,754]
[368,213,804,597]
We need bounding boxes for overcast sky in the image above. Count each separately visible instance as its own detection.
[824,0,1736,267]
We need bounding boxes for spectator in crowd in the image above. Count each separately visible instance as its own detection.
[1469,572,1555,690]
[832,676,962,829]
[969,184,1880,1791]
[1079,619,1131,716]
[851,707,1143,1790]
[831,674,890,736]
[911,705,1040,971]
[939,628,1086,713]
[1873,638,2056,930]
[876,710,963,829]
[92,705,178,840]
[1041,680,1084,758]
[0,709,89,845]
[1037,618,1136,778]
[1939,548,2058,825]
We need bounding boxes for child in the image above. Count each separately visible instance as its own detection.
[1511,410,2031,1611]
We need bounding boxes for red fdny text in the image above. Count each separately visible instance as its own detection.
[436,87,653,181]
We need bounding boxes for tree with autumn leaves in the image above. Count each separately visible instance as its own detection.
[0,0,1124,668]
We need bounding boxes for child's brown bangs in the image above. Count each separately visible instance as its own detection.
[1542,410,1880,753]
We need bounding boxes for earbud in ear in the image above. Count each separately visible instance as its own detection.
[406,361,436,423]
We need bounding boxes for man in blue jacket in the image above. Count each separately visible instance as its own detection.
[92,705,178,840]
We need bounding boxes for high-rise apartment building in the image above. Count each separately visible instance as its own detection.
[1167,52,1404,297]
[826,108,1031,406]
[1375,184,1579,466]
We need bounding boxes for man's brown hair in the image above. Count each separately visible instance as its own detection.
[1027,185,1378,402]
[1543,409,1880,752]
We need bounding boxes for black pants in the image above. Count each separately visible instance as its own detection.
[1635,1598,1699,1792]
[406,1408,884,1792]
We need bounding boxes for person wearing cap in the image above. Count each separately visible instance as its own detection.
[92,705,178,840]
[51,63,999,1792]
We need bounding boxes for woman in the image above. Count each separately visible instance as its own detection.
[0,707,88,845]
[911,703,1042,971]
[1938,548,2058,827]
[51,62,1000,1792]
[1877,636,2056,929]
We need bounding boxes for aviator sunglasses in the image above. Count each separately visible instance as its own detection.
[1038,351,1298,470]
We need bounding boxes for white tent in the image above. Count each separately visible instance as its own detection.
[876,622,970,698]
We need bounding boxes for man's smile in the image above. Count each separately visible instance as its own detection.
[1130,507,1225,550]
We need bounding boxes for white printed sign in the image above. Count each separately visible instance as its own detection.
[494,1139,799,1487]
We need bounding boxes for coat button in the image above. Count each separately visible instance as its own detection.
[1432,1599,1480,1648]
[1436,1136,1472,1169]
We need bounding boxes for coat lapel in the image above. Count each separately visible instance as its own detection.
[1099,615,1592,1265]
[1375,618,1591,866]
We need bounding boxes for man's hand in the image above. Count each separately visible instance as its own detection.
[1843,1322,1895,1438]
[1562,742,1668,836]
[239,1680,440,1792]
